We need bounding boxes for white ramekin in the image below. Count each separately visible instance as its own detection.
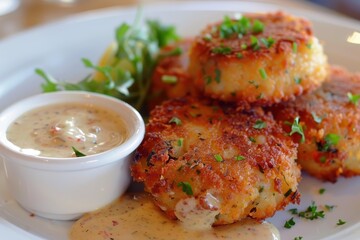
[0,91,145,220]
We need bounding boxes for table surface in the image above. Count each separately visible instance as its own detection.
[0,0,344,40]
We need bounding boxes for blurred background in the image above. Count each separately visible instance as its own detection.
[0,0,359,39]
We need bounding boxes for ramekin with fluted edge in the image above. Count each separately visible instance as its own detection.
[0,91,145,220]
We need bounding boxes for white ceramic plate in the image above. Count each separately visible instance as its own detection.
[0,1,360,239]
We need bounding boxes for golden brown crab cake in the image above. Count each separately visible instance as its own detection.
[131,97,301,226]
[270,66,360,182]
[148,39,197,110]
[188,11,328,105]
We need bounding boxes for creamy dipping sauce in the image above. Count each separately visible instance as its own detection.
[6,103,127,157]
[70,193,280,240]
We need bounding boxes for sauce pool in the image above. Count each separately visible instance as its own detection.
[6,103,128,157]
[70,193,280,240]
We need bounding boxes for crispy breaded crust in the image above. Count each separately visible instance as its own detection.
[188,11,328,105]
[270,66,360,182]
[132,97,300,225]
[148,39,197,110]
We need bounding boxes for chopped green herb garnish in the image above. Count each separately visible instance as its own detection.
[318,133,340,152]
[177,182,193,196]
[261,37,275,48]
[235,155,246,161]
[161,75,178,84]
[294,237,303,240]
[253,120,266,129]
[337,219,346,226]
[292,42,298,53]
[284,189,292,197]
[284,217,295,229]
[311,112,323,123]
[294,77,302,84]
[249,136,256,143]
[259,186,264,193]
[236,52,243,59]
[325,205,336,211]
[289,116,305,143]
[214,154,223,162]
[348,92,360,105]
[289,208,298,215]
[215,68,221,83]
[204,76,212,85]
[259,68,267,80]
[252,19,264,34]
[319,188,326,194]
[169,117,182,125]
[203,33,212,41]
[250,35,260,50]
[211,46,232,55]
[241,43,248,50]
[72,147,86,157]
[298,201,325,220]
[320,156,327,163]
[177,138,184,147]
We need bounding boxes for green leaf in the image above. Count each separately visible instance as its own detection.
[348,92,360,105]
[72,146,86,157]
[284,217,295,229]
[36,68,59,92]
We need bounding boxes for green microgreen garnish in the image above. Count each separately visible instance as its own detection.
[319,188,326,194]
[169,117,182,125]
[284,217,296,229]
[37,11,179,115]
[161,75,178,84]
[214,154,223,162]
[177,182,193,196]
[253,120,266,129]
[289,116,305,143]
[259,68,267,80]
[72,147,86,157]
[298,201,325,220]
[348,92,360,105]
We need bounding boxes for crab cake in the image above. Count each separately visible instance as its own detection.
[148,39,196,110]
[271,66,360,182]
[131,97,301,226]
[188,11,328,105]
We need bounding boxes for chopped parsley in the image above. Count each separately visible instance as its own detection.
[241,43,248,50]
[177,182,193,196]
[252,19,264,34]
[337,219,346,226]
[161,75,177,84]
[319,188,326,194]
[298,201,325,220]
[214,154,223,162]
[325,205,336,211]
[289,116,305,143]
[215,68,221,83]
[177,138,184,147]
[236,52,243,58]
[72,147,86,157]
[294,77,302,84]
[317,133,340,152]
[259,68,267,80]
[235,155,246,161]
[292,42,298,53]
[261,37,275,48]
[253,120,266,129]
[284,217,296,229]
[347,92,360,105]
[211,46,232,55]
[294,237,303,240]
[249,136,256,143]
[169,117,182,125]
[250,35,260,50]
